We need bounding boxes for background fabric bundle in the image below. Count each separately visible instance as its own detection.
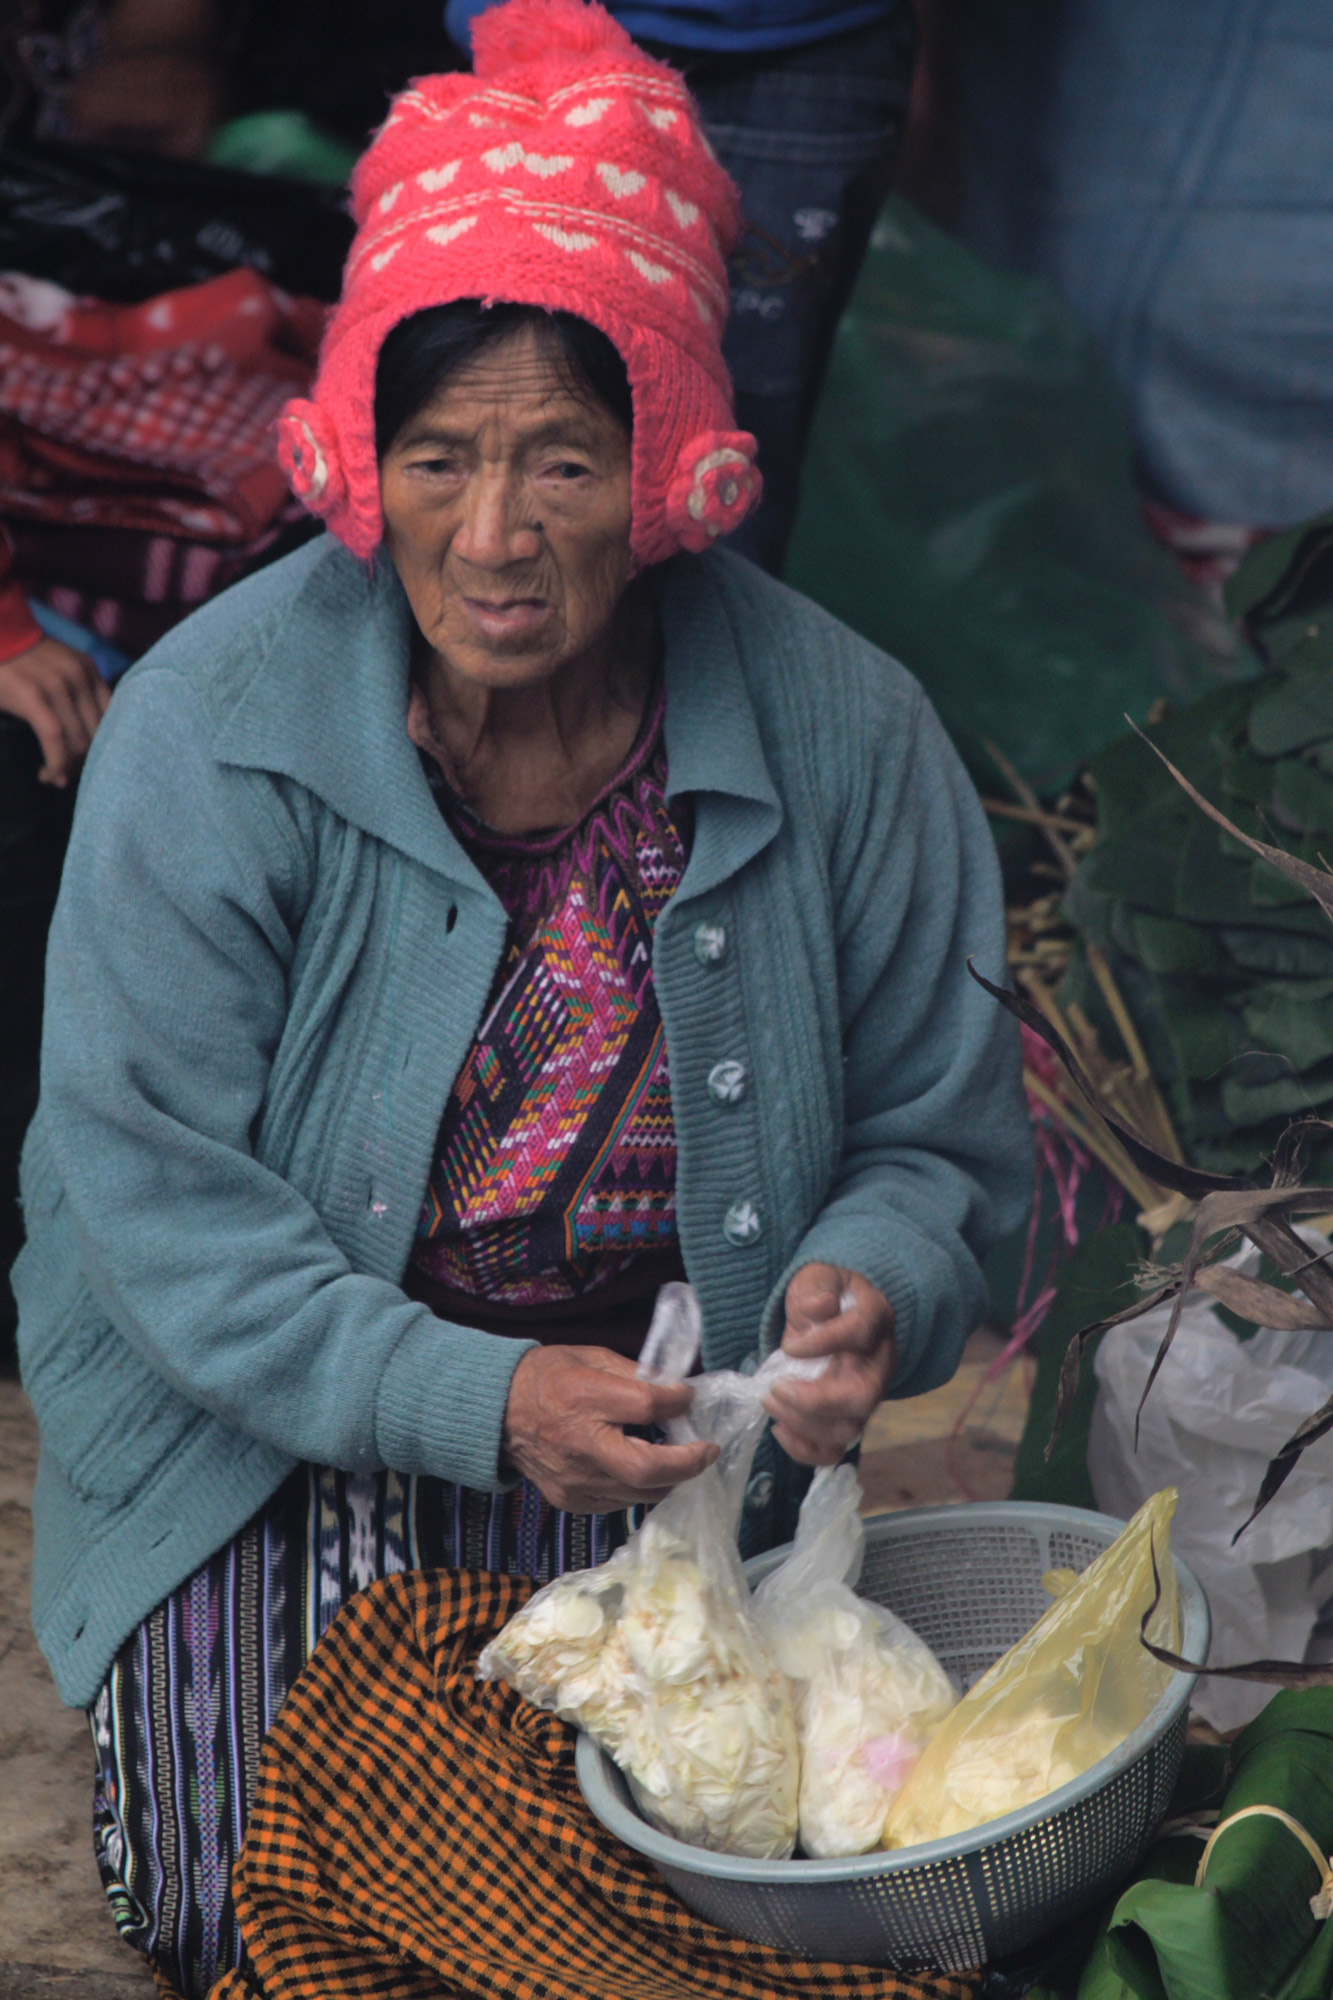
[0,266,323,654]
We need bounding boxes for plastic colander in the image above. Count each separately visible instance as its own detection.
[575,1500,1209,1971]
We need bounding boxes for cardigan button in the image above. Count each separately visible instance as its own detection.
[693,920,727,965]
[744,1470,774,1514]
[723,1199,762,1246]
[707,1059,747,1105]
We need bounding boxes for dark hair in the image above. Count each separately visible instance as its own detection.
[373,301,633,458]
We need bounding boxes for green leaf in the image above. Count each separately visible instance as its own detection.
[1009,1223,1145,1509]
[1174,825,1262,925]
[1225,519,1328,623]
[1226,511,1333,628]
[1221,1054,1333,1127]
[1272,758,1333,835]
[1158,993,1248,1081]
[1249,668,1333,757]
[1241,991,1333,1071]
[1220,927,1333,978]
[1130,914,1229,978]
[1096,1691,1333,2000]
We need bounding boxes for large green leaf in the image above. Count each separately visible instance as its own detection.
[1249,668,1333,757]
[1131,914,1229,979]
[1009,1222,1144,1509]
[1220,927,1333,978]
[1224,517,1331,623]
[1226,511,1333,629]
[1241,991,1333,1072]
[1100,1692,1333,2000]
[1221,1054,1333,1127]
[1272,757,1333,835]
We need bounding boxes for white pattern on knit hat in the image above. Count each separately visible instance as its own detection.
[425,217,479,248]
[352,193,726,318]
[482,143,574,177]
[418,162,461,191]
[565,97,613,127]
[597,164,646,198]
[533,225,598,252]
[665,191,700,229]
[626,250,673,285]
[378,182,403,213]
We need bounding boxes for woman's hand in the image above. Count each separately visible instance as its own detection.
[0,637,111,786]
[502,1344,719,1512]
[764,1264,896,1465]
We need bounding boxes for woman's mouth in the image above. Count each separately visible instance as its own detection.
[461,595,550,640]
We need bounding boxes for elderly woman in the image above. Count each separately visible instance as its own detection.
[15,1,1028,1991]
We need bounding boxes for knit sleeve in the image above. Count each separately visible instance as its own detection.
[30,666,532,1491]
[0,525,43,661]
[766,681,1033,1400]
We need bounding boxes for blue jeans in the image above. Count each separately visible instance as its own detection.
[653,10,916,571]
[957,0,1333,528]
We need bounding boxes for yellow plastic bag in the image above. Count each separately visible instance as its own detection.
[881,1488,1180,1849]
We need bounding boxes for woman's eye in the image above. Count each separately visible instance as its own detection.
[548,460,592,481]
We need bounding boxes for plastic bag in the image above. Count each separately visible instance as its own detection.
[753,1464,956,1857]
[882,1488,1180,1849]
[1091,1234,1333,1733]
[478,1285,821,1859]
[784,196,1241,794]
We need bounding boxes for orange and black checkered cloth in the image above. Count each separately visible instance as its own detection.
[210,1569,980,2000]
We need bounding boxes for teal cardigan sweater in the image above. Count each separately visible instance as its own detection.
[16,537,1031,1708]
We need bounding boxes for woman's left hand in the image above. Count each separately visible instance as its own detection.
[763,1264,895,1466]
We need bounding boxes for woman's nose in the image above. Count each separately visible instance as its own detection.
[452,469,541,568]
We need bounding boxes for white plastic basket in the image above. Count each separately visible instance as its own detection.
[576,1500,1209,1971]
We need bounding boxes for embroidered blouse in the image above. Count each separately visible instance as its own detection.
[406,682,690,1356]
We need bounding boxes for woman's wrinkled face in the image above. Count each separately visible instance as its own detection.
[379,325,634,688]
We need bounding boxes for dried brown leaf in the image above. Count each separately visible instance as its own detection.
[1046,1279,1181,1456]
[1192,1265,1332,1330]
[1140,1538,1333,1687]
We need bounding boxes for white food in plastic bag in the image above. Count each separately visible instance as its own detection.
[478,1284,819,1859]
[1090,1230,1333,1732]
[754,1465,956,1857]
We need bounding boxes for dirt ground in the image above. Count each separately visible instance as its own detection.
[0,1329,1027,1995]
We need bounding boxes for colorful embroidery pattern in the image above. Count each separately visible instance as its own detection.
[412,684,688,1306]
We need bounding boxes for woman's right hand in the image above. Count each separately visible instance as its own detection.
[0,636,110,787]
[501,1344,718,1512]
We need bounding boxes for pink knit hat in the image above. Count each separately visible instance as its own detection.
[277,0,760,566]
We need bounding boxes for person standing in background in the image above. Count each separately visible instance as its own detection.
[446,0,918,571]
[950,0,1333,575]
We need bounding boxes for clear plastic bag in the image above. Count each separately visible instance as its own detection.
[477,1285,822,1859]
[753,1464,956,1857]
[881,1487,1180,1849]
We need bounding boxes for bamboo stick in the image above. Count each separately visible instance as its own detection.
[983,738,1079,880]
[981,798,1090,836]
[1023,1069,1163,1212]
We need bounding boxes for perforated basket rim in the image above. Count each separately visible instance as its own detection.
[574,1498,1210,1883]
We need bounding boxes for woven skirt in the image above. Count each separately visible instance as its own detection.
[89,1464,638,2000]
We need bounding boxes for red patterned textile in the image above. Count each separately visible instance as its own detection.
[411,683,688,1324]
[0,268,323,545]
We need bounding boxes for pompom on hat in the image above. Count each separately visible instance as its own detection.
[278,0,760,566]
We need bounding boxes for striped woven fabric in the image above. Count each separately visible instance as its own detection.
[211,1569,980,2000]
